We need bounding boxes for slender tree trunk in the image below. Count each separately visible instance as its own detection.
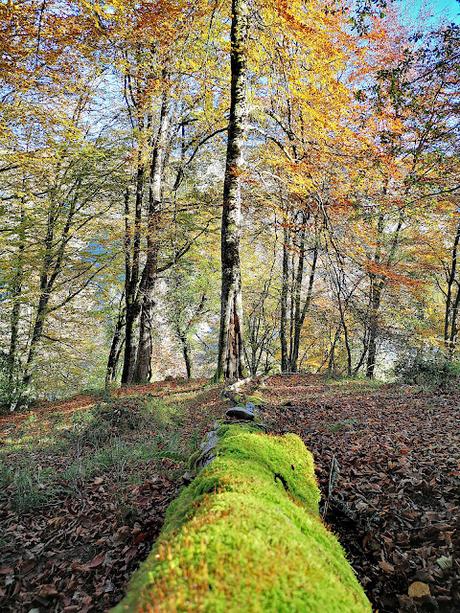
[448,284,460,357]
[280,221,290,372]
[327,327,341,375]
[290,218,306,373]
[341,305,353,377]
[9,294,21,381]
[365,212,384,379]
[8,203,25,385]
[366,280,383,379]
[22,292,50,390]
[444,220,460,358]
[18,182,79,400]
[21,202,64,390]
[216,0,249,381]
[291,228,319,373]
[122,158,144,385]
[105,299,125,390]
[353,330,369,376]
[332,266,352,376]
[288,246,296,366]
[179,335,192,379]
[133,88,170,383]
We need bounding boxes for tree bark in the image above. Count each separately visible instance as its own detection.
[121,159,144,385]
[133,87,170,383]
[365,212,384,379]
[216,0,249,381]
[366,279,383,379]
[22,189,79,392]
[280,219,290,373]
[8,203,25,385]
[290,220,318,373]
[290,215,306,372]
[179,335,192,379]
[105,298,125,390]
[444,219,460,358]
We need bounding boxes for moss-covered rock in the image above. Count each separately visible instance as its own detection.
[113,425,371,613]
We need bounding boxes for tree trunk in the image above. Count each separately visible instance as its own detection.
[22,292,49,390]
[105,299,125,390]
[290,217,306,373]
[180,335,193,379]
[288,245,296,367]
[366,212,384,379]
[133,87,169,383]
[366,280,383,379]
[216,0,249,381]
[280,220,290,372]
[121,160,144,385]
[18,182,80,401]
[291,269,317,371]
[444,220,460,358]
[327,327,341,375]
[8,203,25,385]
[448,284,460,357]
[290,224,319,373]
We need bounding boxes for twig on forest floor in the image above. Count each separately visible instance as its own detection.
[322,454,339,518]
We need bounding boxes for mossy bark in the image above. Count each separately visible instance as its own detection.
[113,425,371,612]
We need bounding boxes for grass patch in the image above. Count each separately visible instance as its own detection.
[0,394,205,513]
[245,393,266,407]
[325,376,385,390]
[326,418,360,433]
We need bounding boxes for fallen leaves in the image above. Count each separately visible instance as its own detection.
[378,560,395,574]
[0,382,226,612]
[2,375,458,612]
[262,374,460,613]
[408,581,431,598]
[0,474,178,612]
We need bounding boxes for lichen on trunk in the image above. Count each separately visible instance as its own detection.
[216,0,249,382]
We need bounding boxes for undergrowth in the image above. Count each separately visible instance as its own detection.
[0,395,196,512]
[395,352,460,389]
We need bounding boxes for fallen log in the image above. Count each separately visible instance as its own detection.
[113,423,371,612]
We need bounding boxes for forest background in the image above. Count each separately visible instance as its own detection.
[0,0,459,408]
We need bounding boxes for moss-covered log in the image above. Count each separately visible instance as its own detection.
[113,424,371,612]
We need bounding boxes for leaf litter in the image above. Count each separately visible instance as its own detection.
[261,374,459,612]
[1,374,459,612]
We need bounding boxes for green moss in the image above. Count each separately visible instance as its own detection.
[113,425,371,613]
[245,394,265,406]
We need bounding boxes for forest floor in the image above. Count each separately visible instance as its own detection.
[0,375,459,612]
[260,375,460,613]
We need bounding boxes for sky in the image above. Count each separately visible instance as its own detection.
[397,0,460,26]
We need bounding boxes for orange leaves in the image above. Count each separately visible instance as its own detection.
[365,261,423,288]
[0,1,103,97]
[83,0,207,49]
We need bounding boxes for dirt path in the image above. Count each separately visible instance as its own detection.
[259,374,459,612]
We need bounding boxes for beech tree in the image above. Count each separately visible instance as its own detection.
[1,0,458,405]
[215,0,249,381]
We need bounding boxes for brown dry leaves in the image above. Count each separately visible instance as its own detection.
[262,374,459,612]
[1,375,458,612]
[0,380,226,612]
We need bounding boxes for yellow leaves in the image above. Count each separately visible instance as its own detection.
[408,582,431,599]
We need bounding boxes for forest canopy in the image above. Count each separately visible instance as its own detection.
[0,0,459,407]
